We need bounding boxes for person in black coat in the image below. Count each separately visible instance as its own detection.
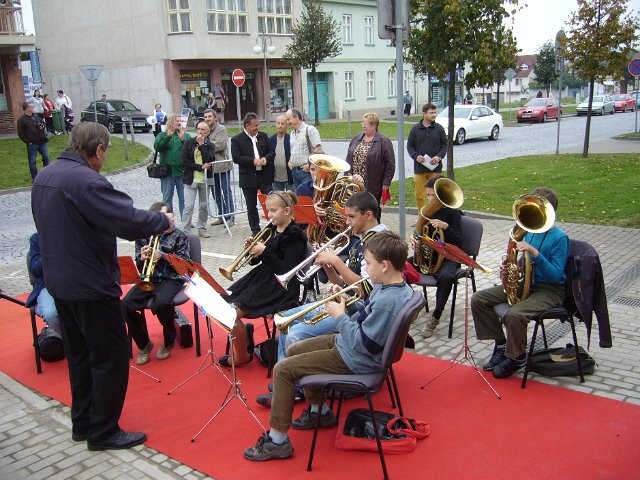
[231,112,276,235]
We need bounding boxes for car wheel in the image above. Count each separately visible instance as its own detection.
[107,120,115,134]
[623,106,627,113]
[610,107,614,115]
[489,125,500,140]
[542,113,547,123]
[599,108,604,116]
[455,129,466,145]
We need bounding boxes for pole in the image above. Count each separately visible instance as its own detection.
[261,34,271,135]
[555,60,563,155]
[92,79,98,123]
[635,77,639,134]
[395,0,406,239]
[236,86,242,132]
[508,79,512,123]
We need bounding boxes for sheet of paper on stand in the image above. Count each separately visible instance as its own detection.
[162,253,227,294]
[118,256,142,285]
[184,272,236,331]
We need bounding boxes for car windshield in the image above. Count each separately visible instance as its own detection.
[437,107,472,119]
[613,95,627,100]
[108,101,139,112]
[525,99,547,106]
[592,96,604,103]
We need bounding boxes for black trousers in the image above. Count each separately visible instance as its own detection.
[54,297,129,441]
[242,183,272,234]
[433,259,458,317]
[122,279,183,349]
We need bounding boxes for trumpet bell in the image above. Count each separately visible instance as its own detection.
[219,268,234,282]
[309,154,350,175]
[433,177,464,209]
[138,281,154,292]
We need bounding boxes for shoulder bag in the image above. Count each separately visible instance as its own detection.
[147,156,169,178]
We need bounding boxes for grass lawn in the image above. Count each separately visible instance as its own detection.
[389,153,640,228]
[0,135,151,190]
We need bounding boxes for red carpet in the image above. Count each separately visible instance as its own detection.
[2,295,638,480]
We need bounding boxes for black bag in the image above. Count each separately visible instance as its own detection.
[37,326,65,362]
[254,337,278,369]
[174,308,193,348]
[147,159,168,178]
[529,343,595,377]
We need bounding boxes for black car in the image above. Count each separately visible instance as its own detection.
[80,100,152,133]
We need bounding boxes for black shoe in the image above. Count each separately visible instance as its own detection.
[492,356,527,379]
[72,433,87,442]
[291,406,337,430]
[246,323,255,355]
[482,343,507,371]
[87,430,147,451]
[219,353,253,368]
[256,391,304,408]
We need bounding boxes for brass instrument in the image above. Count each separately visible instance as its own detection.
[413,177,464,274]
[138,235,160,291]
[307,154,363,246]
[501,194,555,305]
[274,278,367,334]
[219,221,273,281]
[275,227,353,289]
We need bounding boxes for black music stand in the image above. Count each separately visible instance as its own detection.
[419,238,501,399]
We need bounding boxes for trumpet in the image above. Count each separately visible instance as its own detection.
[274,278,368,334]
[275,226,353,289]
[138,235,160,291]
[219,221,273,281]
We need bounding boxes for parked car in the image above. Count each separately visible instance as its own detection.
[435,104,503,145]
[516,97,562,123]
[576,95,615,116]
[80,100,152,133]
[613,94,637,112]
[632,92,640,107]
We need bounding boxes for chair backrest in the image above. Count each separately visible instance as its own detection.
[382,290,426,368]
[460,216,483,258]
[185,233,201,264]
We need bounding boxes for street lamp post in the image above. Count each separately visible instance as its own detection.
[253,33,276,134]
[555,29,566,155]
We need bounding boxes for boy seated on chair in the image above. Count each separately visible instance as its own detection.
[243,231,414,462]
[122,202,190,365]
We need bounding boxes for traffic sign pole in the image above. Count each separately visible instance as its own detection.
[232,69,246,131]
[628,59,640,133]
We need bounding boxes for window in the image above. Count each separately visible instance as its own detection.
[364,16,373,44]
[0,62,6,110]
[520,63,529,70]
[366,71,375,98]
[206,0,247,33]
[168,0,191,33]
[515,78,521,86]
[342,14,352,43]
[403,70,410,94]
[387,69,396,97]
[258,0,292,35]
[345,71,354,100]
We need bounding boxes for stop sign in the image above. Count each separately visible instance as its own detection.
[232,69,246,87]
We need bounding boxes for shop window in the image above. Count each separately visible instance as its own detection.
[207,0,247,33]
[258,0,292,35]
[387,69,396,97]
[366,71,375,98]
[168,0,191,33]
[342,14,352,44]
[364,16,373,45]
[269,69,293,114]
[345,71,354,100]
[180,70,211,115]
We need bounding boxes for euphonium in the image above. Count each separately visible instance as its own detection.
[413,177,464,275]
[307,154,363,246]
[219,221,273,281]
[138,235,160,291]
[501,194,555,305]
[274,278,367,334]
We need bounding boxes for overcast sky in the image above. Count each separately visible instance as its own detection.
[19,0,640,56]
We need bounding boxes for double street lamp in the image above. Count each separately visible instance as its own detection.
[253,32,276,133]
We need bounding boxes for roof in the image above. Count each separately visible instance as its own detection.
[516,54,537,79]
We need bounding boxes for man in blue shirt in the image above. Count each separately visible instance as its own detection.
[471,187,569,378]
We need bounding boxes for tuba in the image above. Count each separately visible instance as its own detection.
[413,178,464,274]
[138,235,160,291]
[306,154,363,247]
[219,221,273,281]
[501,194,555,305]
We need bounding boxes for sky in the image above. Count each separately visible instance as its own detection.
[19,0,640,55]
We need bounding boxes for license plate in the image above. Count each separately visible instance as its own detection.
[522,114,531,118]
[134,122,145,127]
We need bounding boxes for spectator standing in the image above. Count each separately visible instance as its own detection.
[403,90,413,115]
[154,113,188,220]
[270,114,293,192]
[285,108,322,189]
[17,101,50,181]
[153,103,167,137]
[43,94,56,134]
[31,89,45,120]
[55,90,73,133]
[204,108,235,226]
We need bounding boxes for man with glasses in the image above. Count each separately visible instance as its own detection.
[285,108,323,189]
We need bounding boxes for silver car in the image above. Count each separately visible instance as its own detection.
[576,95,615,116]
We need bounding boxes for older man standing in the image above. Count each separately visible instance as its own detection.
[270,114,293,191]
[17,101,50,181]
[204,108,235,227]
[285,108,322,189]
[31,122,173,451]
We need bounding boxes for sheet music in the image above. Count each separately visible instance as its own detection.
[184,272,236,331]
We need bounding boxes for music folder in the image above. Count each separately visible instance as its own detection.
[184,272,236,332]
[118,256,141,285]
[258,193,319,225]
[162,253,227,295]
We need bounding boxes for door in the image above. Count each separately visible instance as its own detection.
[307,73,329,121]
[223,76,257,122]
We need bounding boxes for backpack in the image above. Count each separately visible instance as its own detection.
[529,343,595,377]
[37,326,65,362]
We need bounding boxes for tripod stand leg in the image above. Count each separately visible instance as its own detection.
[130,365,161,383]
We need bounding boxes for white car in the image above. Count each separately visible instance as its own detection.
[435,105,503,145]
[576,95,615,116]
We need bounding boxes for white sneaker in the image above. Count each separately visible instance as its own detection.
[156,343,173,360]
[420,316,439,338]
[136,341,154,365]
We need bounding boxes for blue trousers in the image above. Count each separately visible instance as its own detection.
[27,142,50,180]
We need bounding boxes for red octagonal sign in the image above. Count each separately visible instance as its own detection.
[232,68,246,87]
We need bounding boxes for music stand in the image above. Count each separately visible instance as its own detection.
[418,239,501,399]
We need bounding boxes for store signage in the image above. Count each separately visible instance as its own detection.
[180,70,210,80]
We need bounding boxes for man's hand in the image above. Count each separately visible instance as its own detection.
[416,155,425,164]
[325,295,346,319]
[429,219,448,230]
[430,155,441,165]
[302,163,310,172]
[196,133,205,145]
[253,157,262,167]
[516,241,538,258]
[314,201,327,218]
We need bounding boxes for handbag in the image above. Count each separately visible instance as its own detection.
[147,157,169,179]
[335,408,430,454]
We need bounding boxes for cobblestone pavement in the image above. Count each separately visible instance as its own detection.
[1,134,639,478]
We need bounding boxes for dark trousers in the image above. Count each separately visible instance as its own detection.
[122,279,183,349]
[242,183,271,234]
[433,259,458,318]
[54,297,129,441]
[404,104,412,115]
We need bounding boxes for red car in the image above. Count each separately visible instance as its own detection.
[612,94,637,112]
[516,97,562,123]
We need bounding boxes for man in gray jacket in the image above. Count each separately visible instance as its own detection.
[204,108,235,226]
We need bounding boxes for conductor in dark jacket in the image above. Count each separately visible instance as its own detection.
[31,122,174,451]
[231,112,275,234]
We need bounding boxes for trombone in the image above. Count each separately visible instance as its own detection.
[219,221,273,281]
[275,226,353,289]
[273,277,367,334]
[138,235,160,292]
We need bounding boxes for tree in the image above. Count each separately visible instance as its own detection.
[282,0,342,126]
[565,0,639,157]
[534,42,559,96]
[406,0,519,179]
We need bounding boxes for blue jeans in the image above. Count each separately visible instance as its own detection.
[291,168,312,190]
[277,304,337,362]
[36,288,61,336]
[211,171,235,218]
[160,175,185,219]
[272,181,294,192]
[27,142,50,181]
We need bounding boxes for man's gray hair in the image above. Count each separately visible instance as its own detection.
[290,108,304,121]
[204,108,216,117]
[65,122,110,158]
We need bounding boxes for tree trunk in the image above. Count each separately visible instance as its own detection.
[495,81,501,112]
[447,64,456,180]
[312,65,320,127]
[582,77,595,158]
